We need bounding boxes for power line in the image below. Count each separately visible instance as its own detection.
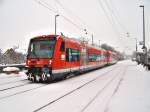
[60,15,84,31]
[96,0,126,49]
[102,0,127,36]
[105,0,128,33]
[97,0,121,37]
[54,0,93,35]
[34,0,86,34]
[34,0,57,14]
[55,0,88,27]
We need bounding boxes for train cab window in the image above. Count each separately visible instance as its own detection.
[60,41,65,52]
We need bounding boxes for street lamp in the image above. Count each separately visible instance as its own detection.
[139,5,146,49]
[55,14,59,35]
[140,5,148,65]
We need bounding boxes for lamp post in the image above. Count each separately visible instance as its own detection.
[55,14,59,35]
[133,38,138,60]
[131,38,138,52]
[135,38,137,53]
[92,34,94,45]
[140,5,147,65]
[139,5,146,49]
[99,40,101,47]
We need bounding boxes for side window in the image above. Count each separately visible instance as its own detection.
[66,48,80,62]
[71,49,80,61]
[60,41,65,52]
[88,53,100,62]
[97,54,101,61]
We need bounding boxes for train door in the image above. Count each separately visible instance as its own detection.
[81,48,87,71]
[66,48,72,72]
[59,41,66,69]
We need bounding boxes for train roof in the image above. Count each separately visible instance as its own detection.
[31,34,115,53]
[31,35,58,39]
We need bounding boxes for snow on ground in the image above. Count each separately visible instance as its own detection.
[0,64,118,112]
[0,72,27,85]
[0,60,149,112]
[107,61,150,112]
[39,65,125,112]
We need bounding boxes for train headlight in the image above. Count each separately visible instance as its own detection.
[49,60,52,65]
[61,54,65,60]
[27,60,31,64]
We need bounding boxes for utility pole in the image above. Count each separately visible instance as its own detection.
[135,38,137,53]
[134,38,138,60]
[55,14,59,35]
[140,5,146,49]
[140,5,147,65]
[99,40,101,47]
[92,34,94,45]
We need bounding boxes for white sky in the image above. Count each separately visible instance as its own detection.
[0,0,150,54]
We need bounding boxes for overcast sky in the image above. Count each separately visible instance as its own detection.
[0,0,150,54]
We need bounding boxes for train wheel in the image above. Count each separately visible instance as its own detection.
[148,66,150,71]
[31,76,35,82]
[35,75,41,83]
[41,73,48,82]
[28,73,32,81]
[61,74,67,80]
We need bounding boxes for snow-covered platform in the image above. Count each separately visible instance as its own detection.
[0,60,149,112]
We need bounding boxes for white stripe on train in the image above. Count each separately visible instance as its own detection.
[52,63,108,74]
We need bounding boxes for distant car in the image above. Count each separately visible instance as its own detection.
[132,58,136,61]
[3,67,20,74]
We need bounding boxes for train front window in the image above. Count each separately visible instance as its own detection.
[28,39,56,58]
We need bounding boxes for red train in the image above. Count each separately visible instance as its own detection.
[26,35,118,82]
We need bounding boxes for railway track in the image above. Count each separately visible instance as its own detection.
[33,65,120,112]
[0,83,48,100]
[0,64,123,112]
[0,74,27,86]
[0,66,117,101]
[0,74,22,79]
[32,65,127,112]
[0,82,31,92]
[0,79,27,86]
[80,66,127,112]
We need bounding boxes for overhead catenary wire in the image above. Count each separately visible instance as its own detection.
[34,0,88,35]
[104,0,134,53]
[97,0,127,50]
[35,0,125,49]
[105,0,128,33]
[55,0,85,25]
[34,0,57,14]
[54,0,95,42]
[54,0,93,33]
[97,0,121,38]
[105,0,136,51]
